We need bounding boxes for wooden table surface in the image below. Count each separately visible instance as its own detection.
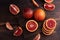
[0,0,60,40]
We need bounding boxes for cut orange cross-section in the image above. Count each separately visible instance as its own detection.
[26,20,38,32]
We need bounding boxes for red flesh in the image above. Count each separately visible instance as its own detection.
[27,21,37,30]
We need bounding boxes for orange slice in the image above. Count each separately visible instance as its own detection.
[26,20,38,32]
[46,18,56,29]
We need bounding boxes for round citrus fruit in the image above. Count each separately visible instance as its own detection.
[46,18,56,29]
[26,20,38,32]
[23,8,33,19]
[34,8,46,21]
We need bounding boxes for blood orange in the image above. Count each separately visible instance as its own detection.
[33,34,41,40]
[34,8,46,21]
[6,22,13,30]
[23,8,33,19]
[44,3,55,11]
[43,21,51,32]
[26,20,38,32]
[42,28,54,35]
[13,27,23,36]
[44,0,53,3]
[9,4,20,15]
[46,18,56,29]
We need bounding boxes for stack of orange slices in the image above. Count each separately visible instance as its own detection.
[42,18,57,35]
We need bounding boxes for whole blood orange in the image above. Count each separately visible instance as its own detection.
[23,8,33,19]
[34,8,46,21]
[26,20,38,32]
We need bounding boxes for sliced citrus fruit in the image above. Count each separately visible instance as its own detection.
[13,26,23,36]
[44,3,55,11]
[33,34,41,40]
[6,22,13,30]
[26,20,38,32]
[46,18,56,29]
[43,21,52,32]
[42,26,54,34]
[9,4,20,15]
[44,0,54,3]
[42,28,54,35]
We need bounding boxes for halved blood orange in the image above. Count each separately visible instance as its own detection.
[46,18,56,29]
[44,0,53,3]
[44,3,55,11]
[13,26,23,36]
[26,20,38,32]
[33,34,41,40]
[9,4,20,15]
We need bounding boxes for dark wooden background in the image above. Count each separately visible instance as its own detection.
[0,0,60,40]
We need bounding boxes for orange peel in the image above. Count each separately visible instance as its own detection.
[32,0,39,7]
